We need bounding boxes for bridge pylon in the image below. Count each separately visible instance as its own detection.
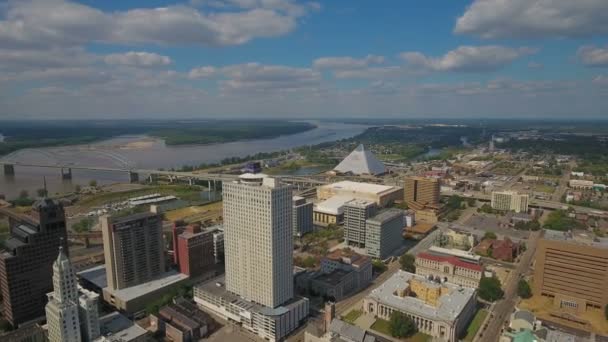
[61,168,72,180]
[129,171,139,183]
[3,164,15,176]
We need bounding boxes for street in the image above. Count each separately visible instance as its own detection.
[475,230,541,341]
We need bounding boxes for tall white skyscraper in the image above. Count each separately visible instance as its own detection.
[45,246,100,342]
[46,246,81,342]
[223,174,294,308]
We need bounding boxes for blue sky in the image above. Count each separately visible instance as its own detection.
[1,0,608,119]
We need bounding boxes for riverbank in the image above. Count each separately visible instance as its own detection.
[0,120,316,157]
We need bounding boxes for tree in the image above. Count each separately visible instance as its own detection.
[72,218,94,233]
[447,195,463,210]
[36,188,47,198]
[0,319,12,333]
[605,304,608,320]
[74,185,82,193]
[89,180,98,187]
[19,189,29,199]
[389,311,417,338]
[467,198,476,207]
[483,232,497,240]
[517,279,532,299]
[478,276,504,302]
[399,253,416,273]
[372,260,387,274]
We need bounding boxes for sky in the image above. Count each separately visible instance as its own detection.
[1,0,608,120]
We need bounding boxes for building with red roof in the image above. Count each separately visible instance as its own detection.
[415,251,484,288]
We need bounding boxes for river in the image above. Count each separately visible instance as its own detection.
[0,121,367,199]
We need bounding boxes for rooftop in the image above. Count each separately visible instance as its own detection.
[95,312,147,342]
[314,269,350,286]
[195,275,308,317]
[542,229,608,248]
[366,208,403,224]
[427,246,481,263]
[314,195,355,215]
[103,271,188,302]
[77,264,108,289]
[344,198,376,209]
[367,270,476,322]
[417,252,483,272]
[328,319,376,342]
[321,181,398,195]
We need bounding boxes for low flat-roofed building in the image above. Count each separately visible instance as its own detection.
[313,195,354,226]
[102,271,189,317]
[0,324,46,342]
[149,298,216,342]
[94,311,147,342]
[77,264,109,294]
[317,181,403,208]
[534,230,608,314]
[304,318,376,342]
[363,270,477,342]
[568,179,594,189]
[427,246,481,264]
[415,250,483,288]
[193,276,309,342]
[304,249,372,301]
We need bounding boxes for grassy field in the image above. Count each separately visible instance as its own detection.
[342,309,363,324]
[78,185,204,209]
[533,184,555,193]
[164,202,223,223]
[463,309,488,342]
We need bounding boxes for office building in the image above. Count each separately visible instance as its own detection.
[223,173,293,308]
[533,230,608,314]
[415,250,483,288]
[568,179,594,189]
[491,191,529,213]
[343,199,377,247]
[363,270,477,342]
[174,223,215,278]
[45,247,102,342]
[365,209,404,259]
[404,176,440,206]
[293,196,313,237]
[317,181,403,208]
[0,324,46,342]
[0,199,68,327]
[46,246,82,342]
[101,211,164,291]
[194,174,308,341]
[149,298,215,342]
[333,144,386,176]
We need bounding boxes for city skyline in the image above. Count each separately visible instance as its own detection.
[1,0,607,119]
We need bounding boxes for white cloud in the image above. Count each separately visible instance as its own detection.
[455,0,608,39]
[0,47,94,70]
[593,75,608,87]
[0,0,312,48]
[400,46,536,72]
[313,55,384,70]
[188,66,217,79]
[104,52,171,67]
[219,63,321,92]
[577,46,608,67]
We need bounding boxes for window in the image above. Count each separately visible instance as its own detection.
[560,300,578,309]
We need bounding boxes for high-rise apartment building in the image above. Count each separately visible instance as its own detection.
[223,174,293,308]
[365,209,404,259]
[293,196,313,237]
[174,223,215,278]
[404,176,440,206]
[491,191,529,213]
[101,211,164,290]
[343,199,377,248]
[534,230,608,314]
[0,199,68,327]
[46,246,81,342]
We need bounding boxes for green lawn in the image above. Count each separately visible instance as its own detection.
[533,184,555,194]
[463,309,488,342]
[342,309,363,324]
[370,319,431,341]
[370,318,392,336]
[78,184,203,208]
